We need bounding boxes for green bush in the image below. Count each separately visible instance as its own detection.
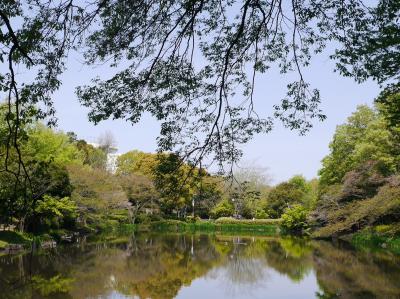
[30,195,77,233]
[281,205,308,232]
[255,208,268,219]
[215,217,282,225]
[32,275,74,296]
[313,180,400,238]
[185,215,201,223]
[0,240,7,249]
[148,219,280,235]
[135,213,151,224]
[136,213,163,224]
[210,200,234,218]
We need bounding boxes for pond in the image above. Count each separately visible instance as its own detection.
[1,233,400,298]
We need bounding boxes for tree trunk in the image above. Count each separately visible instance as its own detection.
[18,216,25,233]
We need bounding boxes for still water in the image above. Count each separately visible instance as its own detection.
[1,233,400,299]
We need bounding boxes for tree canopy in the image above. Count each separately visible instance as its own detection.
[0,0,398,178]
[319,104,398,187]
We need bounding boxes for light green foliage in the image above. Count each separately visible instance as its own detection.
[229,167,271,219]
[117,151,218,218]
[281,205,308,232]
[289,175,311,193]
[210,200,234,218]
[193,175,224,218]
[215,217,282,225]
[0,240,7,249]
[27,194,77,233]
[75,139,107,169]
[304,178,319,209]
[267,175,310,218]
[314,95,400,238]
[32,275,74,296]
[116,150,157,177]
[153,153,197,214]
[24,124,83,166]
[0,120,77,230]
[34,195,77,226]
[254,205,268,219]
[229,181,263,219]
[319,105,397,186]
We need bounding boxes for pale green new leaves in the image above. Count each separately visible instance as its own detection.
[319,105,397,186]
[23,123,83,166]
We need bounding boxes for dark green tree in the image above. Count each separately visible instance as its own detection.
[266,176,310,218]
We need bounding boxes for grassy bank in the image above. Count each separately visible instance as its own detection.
[350,225,400,254]
[144,219,282,235]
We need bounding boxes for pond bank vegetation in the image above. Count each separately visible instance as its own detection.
[0,85,399,254]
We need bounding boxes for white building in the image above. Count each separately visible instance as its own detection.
[88,142,120,174]
[106,147,120,174]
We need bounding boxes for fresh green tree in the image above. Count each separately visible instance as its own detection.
[23,124,83,166]
[281,205,309,233]
[75,139,107,169]
[192,175,224,218]
[210,199,234,219]
[319,105,397,187]
[0,119,81,230]
[30,195,77,233]
[266,176,312,218]
[229,181,263,219]
[153,154,198,217]
[116,150,158,178]
[375,83,400,170]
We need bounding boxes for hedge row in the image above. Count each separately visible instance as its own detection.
[148,218,281,235]
[214,217,282,225]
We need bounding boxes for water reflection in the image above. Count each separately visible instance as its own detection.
[0,233,400,298]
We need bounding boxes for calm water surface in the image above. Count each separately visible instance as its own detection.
[1,233,400,299]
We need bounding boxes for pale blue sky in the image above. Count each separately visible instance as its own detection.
[52,49,380,184]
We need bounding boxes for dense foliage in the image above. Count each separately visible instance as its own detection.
[0,0,398,191]
[0,84,399,243]
[312,86,400,238]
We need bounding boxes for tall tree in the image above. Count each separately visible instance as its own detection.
[319,105,397,187]
[119,174,160,224]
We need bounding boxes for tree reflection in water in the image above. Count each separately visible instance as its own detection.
[0,233,399,298]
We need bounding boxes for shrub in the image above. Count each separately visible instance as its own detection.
[28,195,77,233]
[339,160,388,202]
[255,208,268,219]
[267,181,305,218]
[32,275,74,296]
[185,215,201,223]
[136,213,152,224]
[210,200,234,218]
[215,217,282,225]
[313,179,400,238]
[281,205,308,232]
